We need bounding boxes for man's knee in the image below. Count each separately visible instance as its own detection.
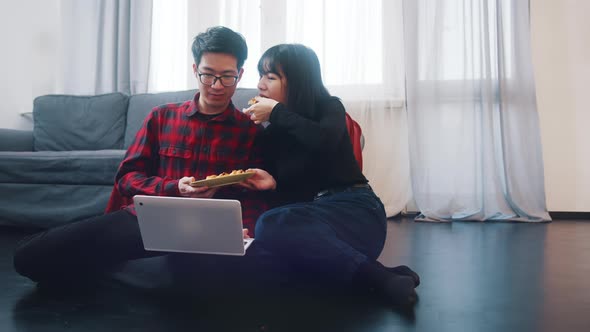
[13,230,58,283]
[13,237,40,281]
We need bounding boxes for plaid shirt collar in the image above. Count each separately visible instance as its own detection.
[186,92,237,124]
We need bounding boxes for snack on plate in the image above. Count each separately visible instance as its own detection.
[190,169,255,188]
[205,169,250,180]
[248,97,258,106]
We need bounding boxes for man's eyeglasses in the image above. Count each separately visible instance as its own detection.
[197,72,239,87]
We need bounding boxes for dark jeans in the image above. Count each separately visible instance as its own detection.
[13,210,288,288]
[14,187,387,288]
[254,186,387,284]
[13,210,156,284]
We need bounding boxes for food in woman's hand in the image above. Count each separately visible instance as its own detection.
[248,97,258,106]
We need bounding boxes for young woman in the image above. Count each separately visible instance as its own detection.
[242,44,420,306]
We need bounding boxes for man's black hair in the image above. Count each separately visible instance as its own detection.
[192,26,248,69]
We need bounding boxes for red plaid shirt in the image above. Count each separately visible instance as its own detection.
[105,93,267,233]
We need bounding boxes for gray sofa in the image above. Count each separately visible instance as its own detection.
[0,88,257,228]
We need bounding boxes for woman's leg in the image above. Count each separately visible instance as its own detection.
[254,189,386,282]
[254,188,416,305]
[13,209,155,284]
[314,190,420,287]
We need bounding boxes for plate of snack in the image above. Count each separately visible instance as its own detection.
[189,169,255,188]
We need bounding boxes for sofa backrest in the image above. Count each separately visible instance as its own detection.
[124,88,258,149]
[124,90,197,149]
[31,89,260,151]
[33,93,129,151]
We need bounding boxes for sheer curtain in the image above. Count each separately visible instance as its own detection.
[403,0,550,221]
[217,0,411,217]
[148,0,549,220]
[148,0,187,92]
[60,0,152,95]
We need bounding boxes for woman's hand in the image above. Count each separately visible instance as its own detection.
[243,97,278,124]
[178,176,219,198]
[239,168,276,191]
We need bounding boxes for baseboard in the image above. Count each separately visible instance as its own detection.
[398,211,590,221]
[549,211,590,220]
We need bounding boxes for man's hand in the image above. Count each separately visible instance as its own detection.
[243,97,278,124]
[243,229,251,239]
[239,168,276,191]
[178,176,219,198]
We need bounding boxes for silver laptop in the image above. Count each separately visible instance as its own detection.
[133,195,254,256]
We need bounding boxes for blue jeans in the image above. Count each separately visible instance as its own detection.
[253,186,387,284]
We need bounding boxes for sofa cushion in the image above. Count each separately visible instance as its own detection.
[0,128,33,151]
[33,93,128,151]
[0,150,125,185]
[125,90,197,148]
[0,183,113,228]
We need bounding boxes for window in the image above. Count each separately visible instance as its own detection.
[284,0,384,86]
[148,0,187,92]
[417,0,514,81]
[149,0,405,101]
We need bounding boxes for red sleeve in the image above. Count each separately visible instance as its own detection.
[345,112,363,171]
[115,109,181,198]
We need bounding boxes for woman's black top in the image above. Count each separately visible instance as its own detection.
[261,96,368,205]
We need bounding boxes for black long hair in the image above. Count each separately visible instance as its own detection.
[257,44,331,118]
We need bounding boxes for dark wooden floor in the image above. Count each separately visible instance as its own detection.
[2,217,590,332]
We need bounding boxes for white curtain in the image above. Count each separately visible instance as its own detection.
[148,0,187,92]
[148,0,550,220]
[217,0,411,217]
[403,0,550,221]
[60,0,152,95]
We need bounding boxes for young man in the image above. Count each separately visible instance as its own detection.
[13,26,266,285]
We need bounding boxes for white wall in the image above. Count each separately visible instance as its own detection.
[0,1,61,130]
[531,0,590,212]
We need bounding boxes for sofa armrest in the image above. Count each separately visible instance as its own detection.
[0,128,34,151]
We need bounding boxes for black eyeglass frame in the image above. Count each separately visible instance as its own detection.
[196,72,239,87]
